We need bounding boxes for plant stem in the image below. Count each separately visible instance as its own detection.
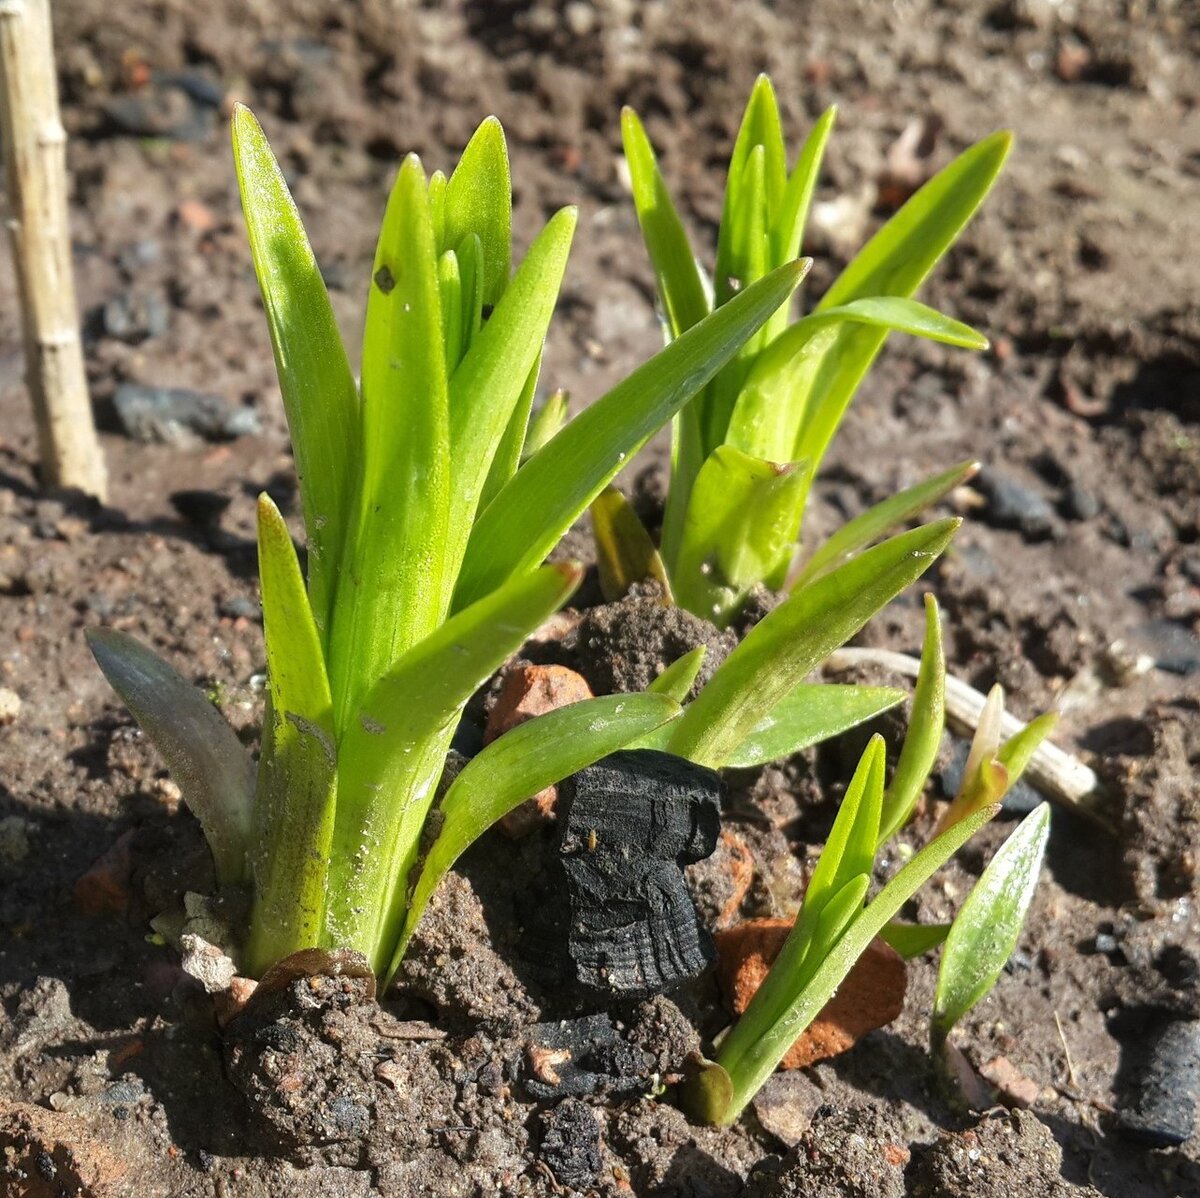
[0,0,106,498]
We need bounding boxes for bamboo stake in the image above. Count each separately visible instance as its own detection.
[0,0,107,499]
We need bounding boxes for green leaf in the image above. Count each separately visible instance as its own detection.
[647,646,707,703]
[621,106,710,339]
[797,460,979,587]
[231,106,358,639]
[667,519,959,768]
[997,711,1059,787]
[878,594,945,845]
[86,629,255,886]
[820,131,1013,310]
[773,105,836,268]
[726,297,987,465]
[385,692,681,980]
[711,804,998,1123]
[439,249,465,373]
[327,563,582,971]
[723,683,904,769]
[479,354,542,513]
[591,486,673,603]
[245,495,337,975]
[880,920,950,959]
[443,116,512,305]
[714,75,786,308]
[932,803,1051,1047]
[523,389,569,460]
[672,446,809,627]
[454,259,811,610]
[805,736,885,920]
[446,209,576,573]
[330,154,449,725]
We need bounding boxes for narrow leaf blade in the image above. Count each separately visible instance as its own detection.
[932,803,1051,1046]
[443,116,512,305]
[591,486,673,603]
[231,106,358,637]
[724,683,904,769]
[86,628,254,885]
[667,519,959,767]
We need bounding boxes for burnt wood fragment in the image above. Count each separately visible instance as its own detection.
[523,749,723,998]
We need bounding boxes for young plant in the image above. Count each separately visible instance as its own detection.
[88,107,813,982]
[683,597,1058,1124]
[596,76,1009,628]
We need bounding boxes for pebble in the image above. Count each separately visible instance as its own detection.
[0,814,31,865]
[976,470,1058,540]
[0,686,21,725]
[100,290,169,343]
[219,595,261,622]
[113,383,259,445]
[103,86,211,142]
[1128,619,1200,676]
[1118,1019,1200,1147]
[1062,483,1101,522]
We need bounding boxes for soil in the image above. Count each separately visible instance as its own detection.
[1,0,1198,1195]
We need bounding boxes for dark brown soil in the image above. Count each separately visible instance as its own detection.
[1,1,1198,1195]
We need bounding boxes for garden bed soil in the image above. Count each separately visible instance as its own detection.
[1,1,1198,1195]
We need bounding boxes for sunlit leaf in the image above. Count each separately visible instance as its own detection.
[667,519,959,767]
[932,803,1050,1048]
[591,486,673,603]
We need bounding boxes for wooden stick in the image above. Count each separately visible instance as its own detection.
[825,646,1112,827]
[0,0,107,499]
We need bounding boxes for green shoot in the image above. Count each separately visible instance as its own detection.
[605,76,1008,628]
[88,106,808,981]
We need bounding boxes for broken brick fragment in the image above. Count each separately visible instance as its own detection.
[714,917,907,1069]
[73,829,136,917]
[484,663,594,835]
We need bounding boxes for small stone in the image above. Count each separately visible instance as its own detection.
[977,470,1057,540]
[486,664,594,835]
[175,199,218,233]
[715,919,907,1069]
[218,595,261,621]
[0,686,21,724]
[103,86,210,140]
[180,933,237,994]
[114,383,243,445]
[537,1100,601,1191]
[1118,1019,1200,1148]
[751,1071,825,1147]
[100,290,169,343]
[214,976,258,1028]
[73,830,136,917]
[1127,620,1200,676]
[1063,484,1101,522]
[979,1055,1042,1109]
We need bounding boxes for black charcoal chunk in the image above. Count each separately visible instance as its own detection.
[524,749,723,998]
[1118,1019,1200,1147]
[523,1013,651,1101]
[537,1099,602,1189]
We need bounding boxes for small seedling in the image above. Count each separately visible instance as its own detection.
[683,597,1057,1124]
[596,75,1009,628]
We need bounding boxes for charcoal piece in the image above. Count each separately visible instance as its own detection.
[525,749,723,998]
[523,1013,651,1100]
[537,1100,601,1189]
[1118,1019,1200,1147]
